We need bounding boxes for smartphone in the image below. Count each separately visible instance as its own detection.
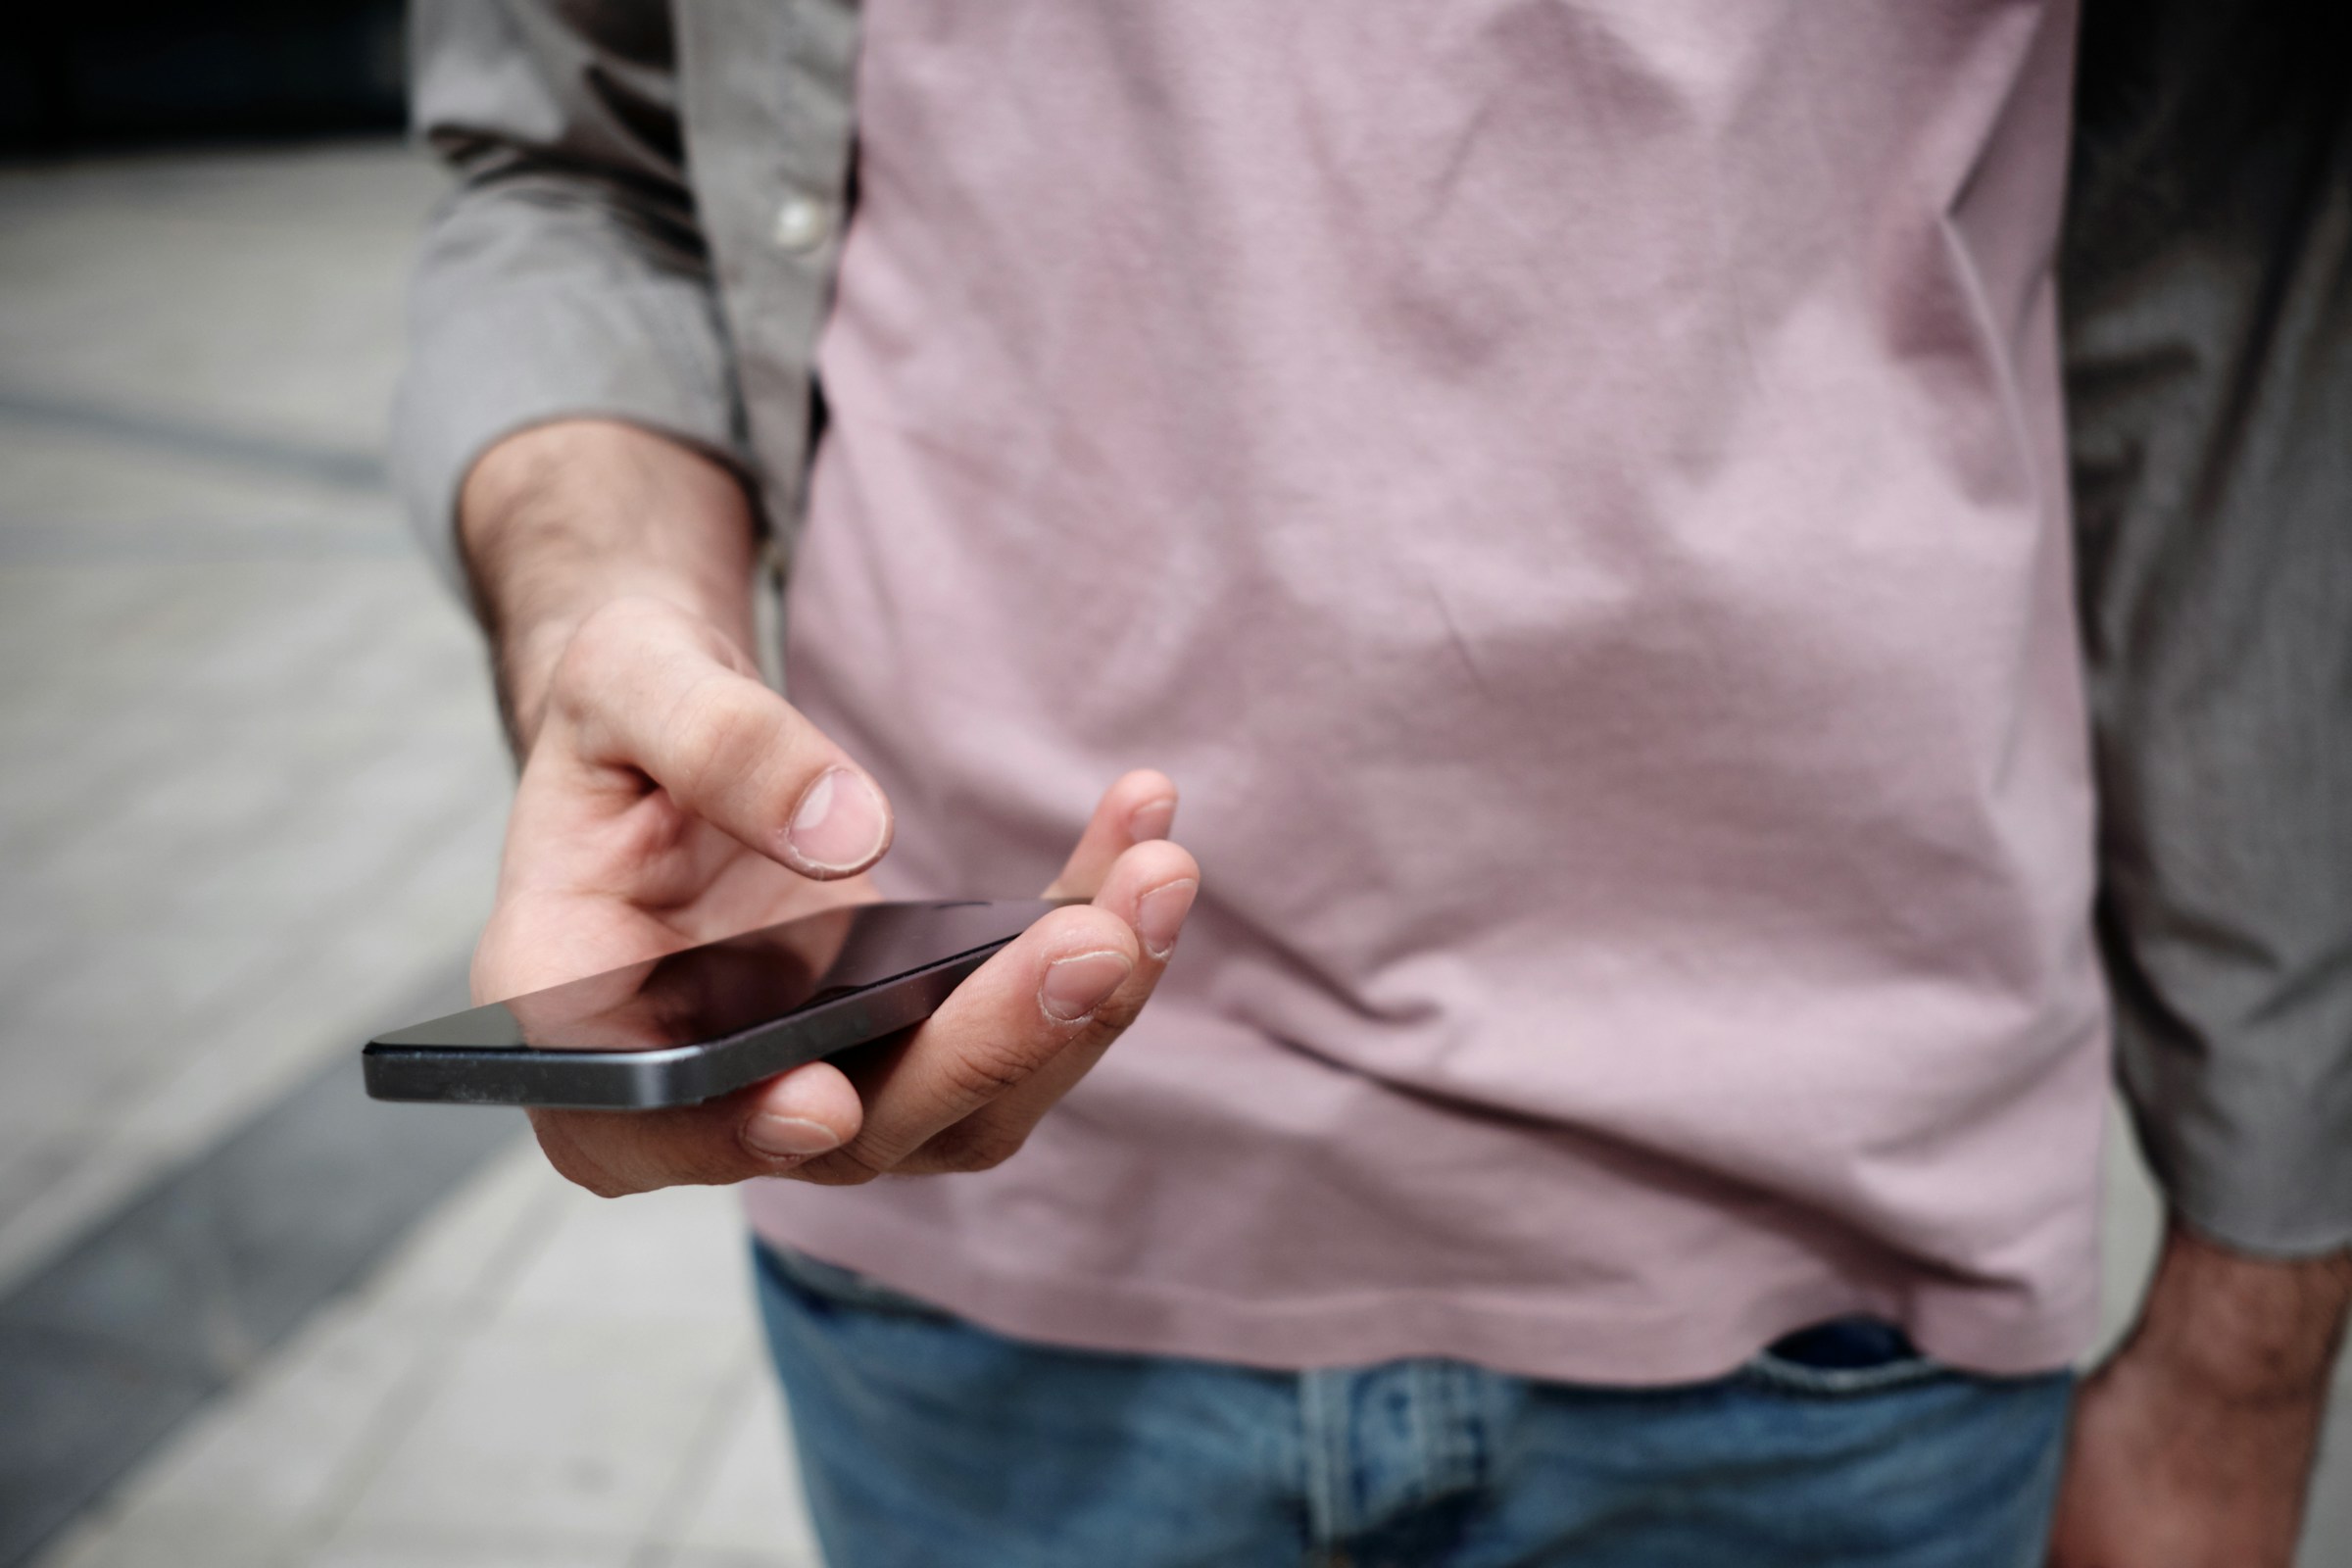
[363,899,1063,1110]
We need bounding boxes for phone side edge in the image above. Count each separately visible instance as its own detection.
[360,937,1016,1109]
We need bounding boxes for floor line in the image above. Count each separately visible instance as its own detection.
[0,960,521,1568]
[0,388,388,495]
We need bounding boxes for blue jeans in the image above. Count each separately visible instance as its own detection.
[754,1243,2072,1568]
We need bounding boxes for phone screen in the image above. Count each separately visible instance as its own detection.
[372,900,1054,1055]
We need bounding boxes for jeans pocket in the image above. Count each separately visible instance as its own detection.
[756,1239,959,1323]
[1740,1316,1947,1397]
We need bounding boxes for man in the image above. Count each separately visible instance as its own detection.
[394,1,2349,1563]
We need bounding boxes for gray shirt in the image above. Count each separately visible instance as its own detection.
[2065,0,2352,1254]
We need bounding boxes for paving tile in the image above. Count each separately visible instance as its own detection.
[0,1060,521,1565]
[0,936,488,1295]
[31,1499,299,1568]
[0,218,508,1291]
[0,139,548,1563]
[0,986,142,1129]
[0,729,502,1278]
[0,424,396,555]
[104,914,483,1154]
[0,673,506,1280]
[337,1316,754,1541]
[117,1297,452,1528]
[0,1131,78,1237]
[668,1378,824,1566]
[19,1144,538,1568]
[171,795,486,951]
[496,1186,758,1333]
[362,1142,564,1315]
[662,1548,812,1568]
[303,1522,634,1568]
[0,1158,155,1299]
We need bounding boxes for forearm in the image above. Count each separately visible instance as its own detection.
[458,418,760,752]
[2131,1216,2351,1409]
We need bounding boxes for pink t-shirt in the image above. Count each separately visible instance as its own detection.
[747,0,2107,1383]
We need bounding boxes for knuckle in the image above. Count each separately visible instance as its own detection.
[554,599,651,692]
[546,618,645,735]
[936,1124,1030,1173]
[797,1143,892,1186]
[660,679,774,788]
[544,639,602,723]
[1082,987,1150,1041]
[939,1033,1045,1103]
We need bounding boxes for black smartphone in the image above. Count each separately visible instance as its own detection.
[363,899,1062,1110]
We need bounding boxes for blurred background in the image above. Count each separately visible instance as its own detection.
[0,8,2342,1568]
[0,6,817,1566]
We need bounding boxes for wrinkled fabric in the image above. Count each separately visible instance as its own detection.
[2065,0,2352,1256]
[395,0,2352,1385]
[745,0,2109,1383]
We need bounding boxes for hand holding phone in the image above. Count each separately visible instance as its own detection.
[466,596,1199,1198]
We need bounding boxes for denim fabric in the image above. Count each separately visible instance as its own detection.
[753,1243,2073,1568]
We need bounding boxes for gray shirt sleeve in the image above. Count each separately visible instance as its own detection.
[2064,1,2352,1256]
[390,0,752,596]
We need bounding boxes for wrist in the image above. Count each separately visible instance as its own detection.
[2124,1216,2352,1409]
[459,418,760,752]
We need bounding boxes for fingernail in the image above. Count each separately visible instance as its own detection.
[786,768,890,873]
[1040,949,1133,1022]
[1128,797,1177,843]
[745,1114,844,1159]
[1136,878,1198,961]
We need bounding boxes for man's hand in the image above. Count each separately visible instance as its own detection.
[457,420,1200,1199]
[2048,1219,2351,1568]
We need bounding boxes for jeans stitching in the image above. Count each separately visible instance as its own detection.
[1739,1348,1947,1396]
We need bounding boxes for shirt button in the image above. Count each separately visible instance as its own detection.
[771,192,834,253]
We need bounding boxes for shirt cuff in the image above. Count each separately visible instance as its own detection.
[389,274,750,599]
[2117,1007,2352,1260]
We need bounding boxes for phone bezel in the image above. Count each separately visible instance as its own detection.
[363,901,1051,1110]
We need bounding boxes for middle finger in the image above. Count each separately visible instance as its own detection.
[789,901,1144,1182]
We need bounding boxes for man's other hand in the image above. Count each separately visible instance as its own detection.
[2048,1220,2351,1567]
